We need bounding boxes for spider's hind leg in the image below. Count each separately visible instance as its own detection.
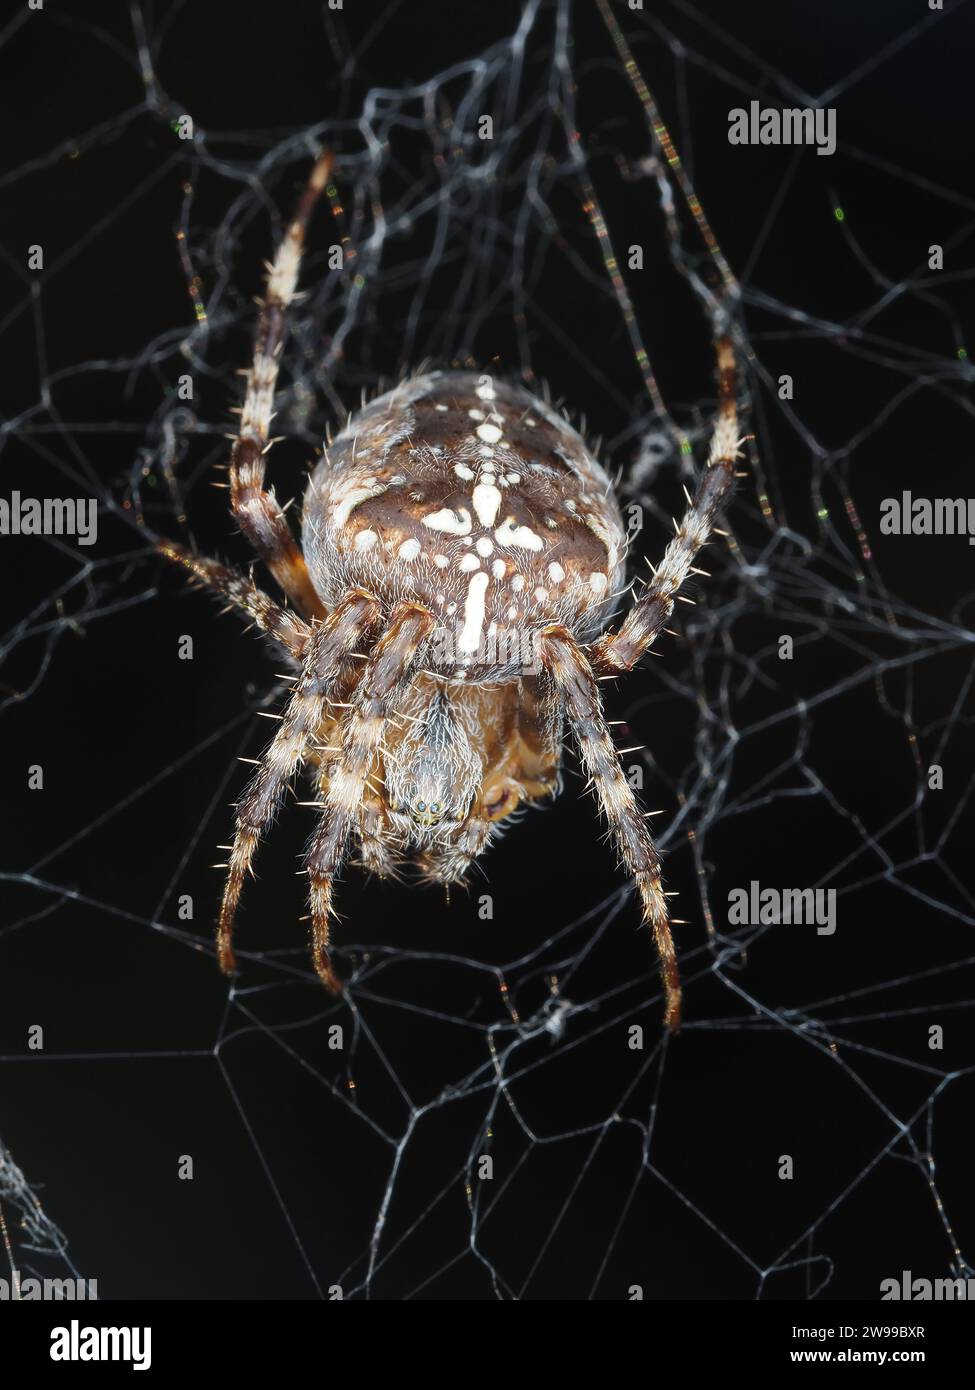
[540,626,681,1032]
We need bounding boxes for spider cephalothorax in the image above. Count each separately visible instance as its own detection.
[160,152,740,1030]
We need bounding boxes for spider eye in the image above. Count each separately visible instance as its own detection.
[411,796,445,824]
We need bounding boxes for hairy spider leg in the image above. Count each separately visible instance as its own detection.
[216,591,379,976]
[591,335,740,674]
[541,627,681,1032]
[157,540,311,660]
[228,151,333,620]
[306,603,435,990]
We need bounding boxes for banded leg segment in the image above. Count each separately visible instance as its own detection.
[157,539,311,660]
[541,627,681,1031]
[229,152,333,619]
[216,590,379,976]
[306,604,435,990]
[592,336,739,674]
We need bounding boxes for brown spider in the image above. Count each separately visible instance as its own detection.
[159,151,740,1031]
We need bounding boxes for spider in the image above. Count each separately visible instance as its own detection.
[159,151,740,1031]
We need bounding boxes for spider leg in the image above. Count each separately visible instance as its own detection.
[540,626,681,1032]
[157,539,311,661]
[356,799,404,879]
[591,335,740,674]
[314,757,402,880]
[215,590,379,977]
[228,151,333,620]
[305,603,435,991]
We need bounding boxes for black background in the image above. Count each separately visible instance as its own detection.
[1,0,973,1303]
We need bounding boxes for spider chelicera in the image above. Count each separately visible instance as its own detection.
[160,151,741,1030]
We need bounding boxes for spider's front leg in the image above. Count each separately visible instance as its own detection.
[306,603,435,990]
[227,152,333,621]
[591,336,740,675]
[215,590,379,976]
[318,760,401,881]
[540,627,681,1032]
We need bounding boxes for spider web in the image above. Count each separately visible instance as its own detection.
[2,0,974,1301]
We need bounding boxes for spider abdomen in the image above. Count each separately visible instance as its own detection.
[301,370,627,680]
